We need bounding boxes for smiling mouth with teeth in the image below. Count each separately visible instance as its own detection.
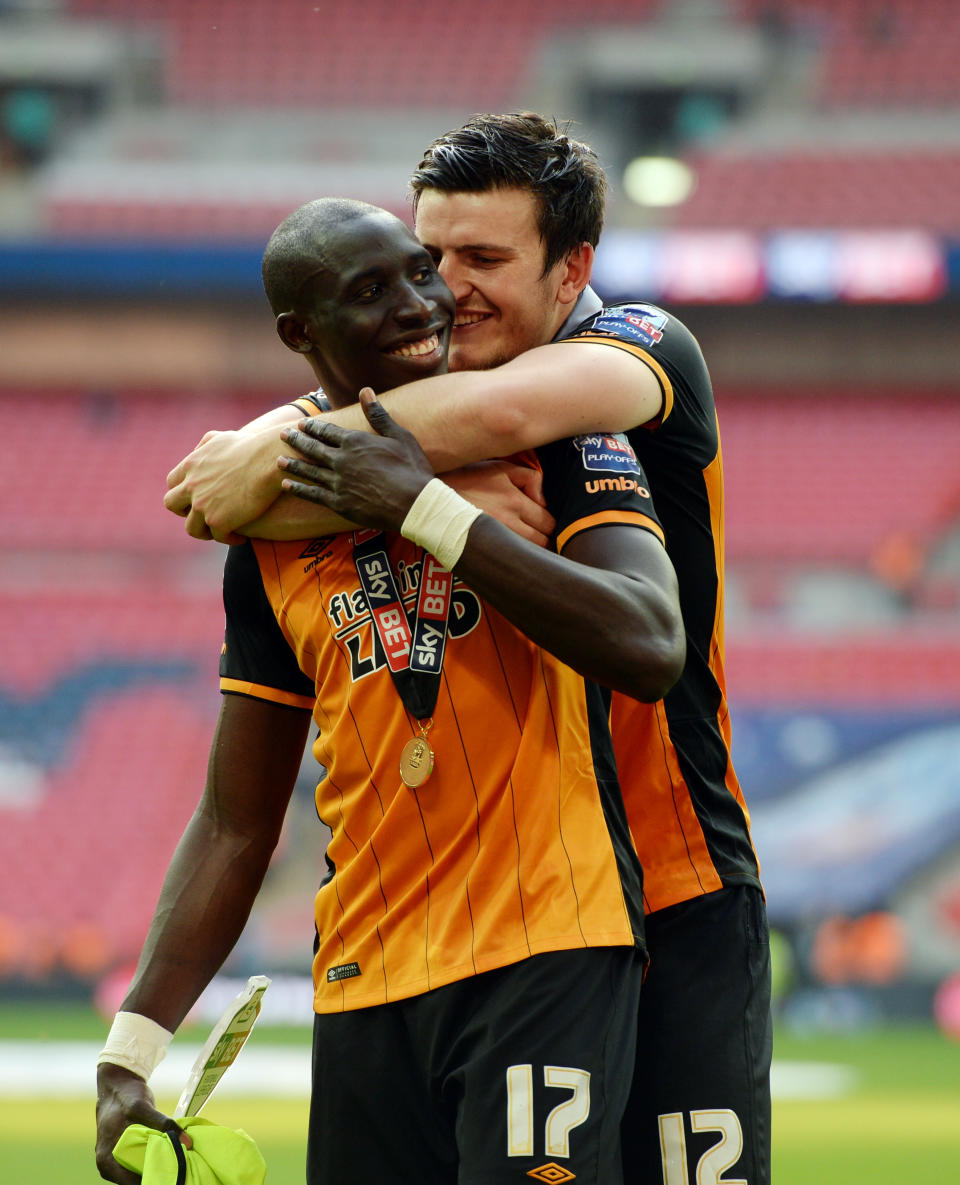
[387,333,440,358]
[454,313,488,329]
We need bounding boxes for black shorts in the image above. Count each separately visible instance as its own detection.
[307,946,645,1185]
[621,885,772,1185]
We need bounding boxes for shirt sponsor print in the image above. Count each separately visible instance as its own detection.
[326,559,482,684]
[574,433,643,475]
[589,304,667,348]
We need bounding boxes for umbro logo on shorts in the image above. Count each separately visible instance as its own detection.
[526,1164,576,1183]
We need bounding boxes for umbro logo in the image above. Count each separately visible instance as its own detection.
[299,536,336,559]
[527,1165,575,1183]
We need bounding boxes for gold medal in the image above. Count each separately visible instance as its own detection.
[400,722,434,788]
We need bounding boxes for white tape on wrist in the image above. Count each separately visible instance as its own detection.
[97,1011,174,1081]
[401,478,482,571]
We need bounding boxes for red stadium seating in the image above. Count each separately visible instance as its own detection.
[54,2,960,240]
[0,388,279,552]
[46,197,342,240]
[0,583,223,968]
[736,0,960,106]
[67,0,659,108]
[66,0,960,111]
[719,388,960,563]
[46,149,960,241]
[0,584,222,686]
[727,632,960,706]
[671,150,960,233]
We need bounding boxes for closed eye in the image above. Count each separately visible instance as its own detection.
[472,254,501,266]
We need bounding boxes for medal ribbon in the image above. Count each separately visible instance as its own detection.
[352,530,454,721]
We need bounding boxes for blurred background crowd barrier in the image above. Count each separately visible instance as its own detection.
[1,0,959,1035]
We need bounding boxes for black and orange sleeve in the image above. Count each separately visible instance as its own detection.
[220,542,316,709]
[538,433,666,554]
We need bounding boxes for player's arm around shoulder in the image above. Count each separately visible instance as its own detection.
[330,337,666,474]
[278,392,683,700]
[454,338,664,460]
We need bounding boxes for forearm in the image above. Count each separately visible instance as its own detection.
[318,369,562,473]
[244,457,553,544]
[446,516,684,701]
[316,373,504,473]
[321,343,660,472]
[239,491,356,539]
[120,805,277,1031]
[176,375,520,540]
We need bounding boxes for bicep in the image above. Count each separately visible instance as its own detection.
[478,343,664,453]
[562,522,680,604]
[204,693,312,841]
[366,343,665,473]
[562,522,686,698]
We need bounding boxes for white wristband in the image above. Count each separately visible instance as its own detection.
[97,1011,174,1081]
[401,478,482,570]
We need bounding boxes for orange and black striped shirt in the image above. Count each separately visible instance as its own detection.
[220,431,665,1011]
[559,297,762,914]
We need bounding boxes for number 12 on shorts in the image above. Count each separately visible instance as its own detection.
[506,1064,591,1158]
[658,1109,746,1185]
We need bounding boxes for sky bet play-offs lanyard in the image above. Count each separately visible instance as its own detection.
[353,529,454,788]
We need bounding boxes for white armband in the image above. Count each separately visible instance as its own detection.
[400,478,482,571]
[97,1011,174,1081]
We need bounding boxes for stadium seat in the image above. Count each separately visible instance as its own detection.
[719,388,960,562]
[0,581,224,972]
[67,0,659,108]
[671,151,960,233]
[736,0,960,106]
[0,387,275,551]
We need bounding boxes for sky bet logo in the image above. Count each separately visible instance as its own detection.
[574,433,642,475]
[410,555,453,673]
[591,304,667,347]
[326,558,481,685]
[359,553,412,673]
[624,310,664,343]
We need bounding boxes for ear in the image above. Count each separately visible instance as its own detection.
[276,311,314,354]
[556,242,594,307]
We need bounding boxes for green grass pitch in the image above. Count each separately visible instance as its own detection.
[1,1006,957,1184]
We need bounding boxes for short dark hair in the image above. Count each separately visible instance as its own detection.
[410,112,607,275]
[261,196,385,316]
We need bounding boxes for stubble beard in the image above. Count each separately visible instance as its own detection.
[449,345,515,372]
